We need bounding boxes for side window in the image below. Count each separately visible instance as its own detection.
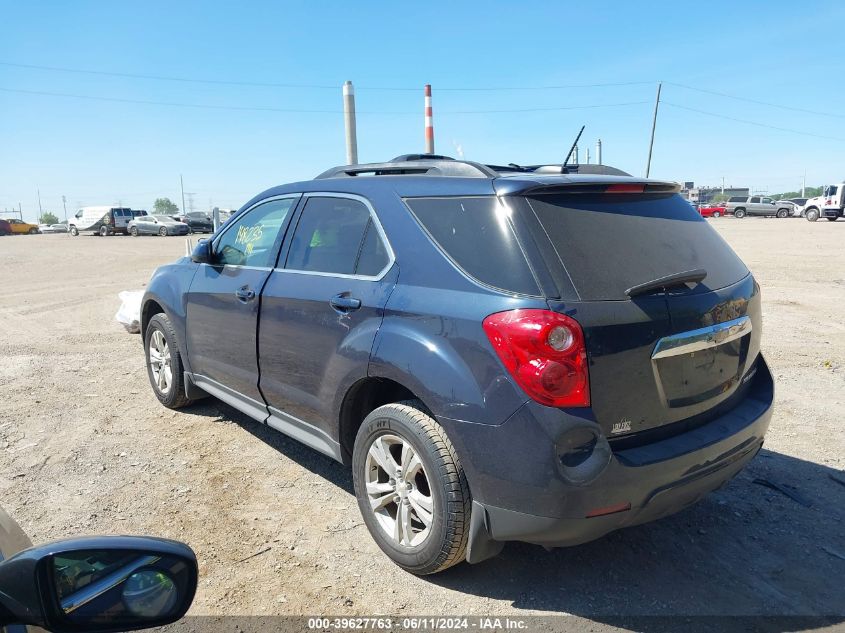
[762,198,772,204]
[75,210,83,219]
[213,198,296,268]
[829,186,839,196]
[750,197,760,203]
[285,197,371,275]
[355,220,390,276]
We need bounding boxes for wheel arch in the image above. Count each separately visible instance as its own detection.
[338,376,427,465]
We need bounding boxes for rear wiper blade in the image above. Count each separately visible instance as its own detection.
[625,268,707,298]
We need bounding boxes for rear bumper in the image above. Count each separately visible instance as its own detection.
[447,356,774,563]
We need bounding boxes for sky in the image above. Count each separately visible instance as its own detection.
[2,1,844,222]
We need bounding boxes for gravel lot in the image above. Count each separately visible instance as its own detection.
[1,220,844,630]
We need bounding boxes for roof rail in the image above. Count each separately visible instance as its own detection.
[486,163,632,177]
[314,159,498,180]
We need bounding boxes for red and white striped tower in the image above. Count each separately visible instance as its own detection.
[424,84,434,154]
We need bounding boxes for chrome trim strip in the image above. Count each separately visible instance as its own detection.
[61,555,161,614]
[277,191,396,282]
[652,316,752,360]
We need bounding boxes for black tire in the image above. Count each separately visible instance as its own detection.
[734,208,746,218]
[69,225,79,236]
[159,226,168,237]
[144,313,192,409]
[352,400,471,575]
[28,227,38,234]
[130,226,139,236]
[776,209,789,218]
[99,225,110,236]
[713,211,721,218]
[806,208,820,222]
[827,217,837,222]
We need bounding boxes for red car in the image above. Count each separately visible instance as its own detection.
[699,205,728,218]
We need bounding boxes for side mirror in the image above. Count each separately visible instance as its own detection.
[0,536,197,633]
[191,240,212,264]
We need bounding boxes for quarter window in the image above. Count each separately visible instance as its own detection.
[286,197,384,276]
[213,198,296,268]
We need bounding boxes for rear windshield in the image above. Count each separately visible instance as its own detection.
[728,197,745,202]
[405,196,540,296]
[526,194,749,301]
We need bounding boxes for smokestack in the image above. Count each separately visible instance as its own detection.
[585,147,591,164]
[343,81,358,165]
[424,84,434,154]
[596,138,602,165]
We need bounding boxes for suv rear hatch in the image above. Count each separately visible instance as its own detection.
[511,182,761,441]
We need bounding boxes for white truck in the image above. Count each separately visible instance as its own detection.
[804,182,845,222]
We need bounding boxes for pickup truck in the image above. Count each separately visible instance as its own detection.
[725,196,792,219]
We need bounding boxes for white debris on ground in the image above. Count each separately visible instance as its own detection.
[115,290,145,333]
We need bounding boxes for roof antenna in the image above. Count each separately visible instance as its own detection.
[562,125,585,172]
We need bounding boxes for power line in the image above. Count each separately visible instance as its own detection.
[665,81,845,120]
[662,102,845,142]
[0,60,653,91]
[0,87,650,115]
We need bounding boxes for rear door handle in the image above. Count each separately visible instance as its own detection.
[330,294,361,312]
[235,286,256,302]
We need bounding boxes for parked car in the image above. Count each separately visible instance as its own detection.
[141,155,772,575]
[69,206,134,236]
[45,223,69,233]
[698,205,728,218]
[6,218,40,234]
[0,219,10,236]
[128,215,190,236]
[0,505,197,632]
[725,196,792,218]
[787,197,808,217]
[174,212,214,234]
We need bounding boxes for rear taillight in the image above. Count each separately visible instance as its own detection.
[482,309,590,407]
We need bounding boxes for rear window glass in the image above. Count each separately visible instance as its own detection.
[728,197,745,202]
[526,194,749,301]
[405,196,539,296]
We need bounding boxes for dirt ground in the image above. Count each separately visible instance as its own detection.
[1,219,844,631]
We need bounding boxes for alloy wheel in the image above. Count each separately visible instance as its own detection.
[148,329,172,394]
[364,434,434,548]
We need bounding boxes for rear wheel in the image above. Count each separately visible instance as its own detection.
[69,225,79,236]
[734,208,746,218]
[776,209,789,218]
[144,313,192,409]
[806,208,820,222]
[352,401,471,575]
[159,226,168,236]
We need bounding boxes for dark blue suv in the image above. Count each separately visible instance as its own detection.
[141,156,773,574]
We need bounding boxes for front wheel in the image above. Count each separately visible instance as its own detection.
[159,226,168,236]
[144,313,192,409]
[827,217,837,222]
[28,227,39,234]
[352,401,471,575]
[734,208,746,218]
[806,208,820,222]
[130,226,139,236]
[99,225,110,236]
[713,211,721,218]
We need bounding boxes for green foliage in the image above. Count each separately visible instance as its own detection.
[40,212,59,225]
[153,197,179,215]
[769,186,822,200]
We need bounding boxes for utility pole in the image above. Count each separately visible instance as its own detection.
[802,171,806,197]
[424,84,435,154]
[342,81,358,165]
[37,188,43,223]
[645,82,662,177]
[721,177,725,194]
[18,203,22,220]
[62,195,67,222]
[180,174,186,214]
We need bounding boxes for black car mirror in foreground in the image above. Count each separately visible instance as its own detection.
[0,536,197,633]
[190,239,212,264]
